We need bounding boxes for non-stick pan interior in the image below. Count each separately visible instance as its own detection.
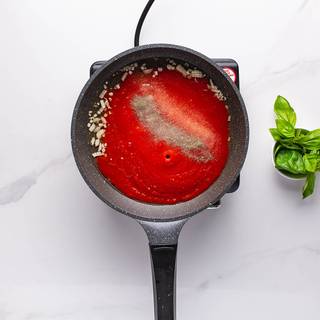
[71,44,249,221]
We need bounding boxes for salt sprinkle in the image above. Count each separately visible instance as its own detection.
[143,68,153,74]
[92,152,104,158]
[99,90,107,99]
[176,64,188,77]
[121,72,128,82]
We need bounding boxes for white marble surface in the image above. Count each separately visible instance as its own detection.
[1,0,320,319]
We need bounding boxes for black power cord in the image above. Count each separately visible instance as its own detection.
[134,0,156,47]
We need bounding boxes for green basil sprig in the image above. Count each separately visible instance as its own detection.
[270,96,320,198]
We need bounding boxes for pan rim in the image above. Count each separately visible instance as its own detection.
[71,43,249,222]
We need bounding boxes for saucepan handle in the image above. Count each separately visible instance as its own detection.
[139,219,187,320]
[150,244,177,320]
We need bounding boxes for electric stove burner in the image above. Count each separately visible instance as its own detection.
[89,58,241,208]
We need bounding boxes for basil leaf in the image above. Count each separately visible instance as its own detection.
[277,139,303,152]
[309,151,320,171]
[303,173,316,198]
[303,154,318,173]
[269,128,282,141]
[274,95,296,127]
[296,129,320,150]
[275,149,306,174]
[276,119,295,138]
[295,128,309,138]
[303,128,320,140]
[271,95,320,198]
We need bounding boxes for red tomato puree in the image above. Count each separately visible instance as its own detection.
[96,69,229,204]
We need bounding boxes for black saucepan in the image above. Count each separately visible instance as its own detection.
[71,43,249,320]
